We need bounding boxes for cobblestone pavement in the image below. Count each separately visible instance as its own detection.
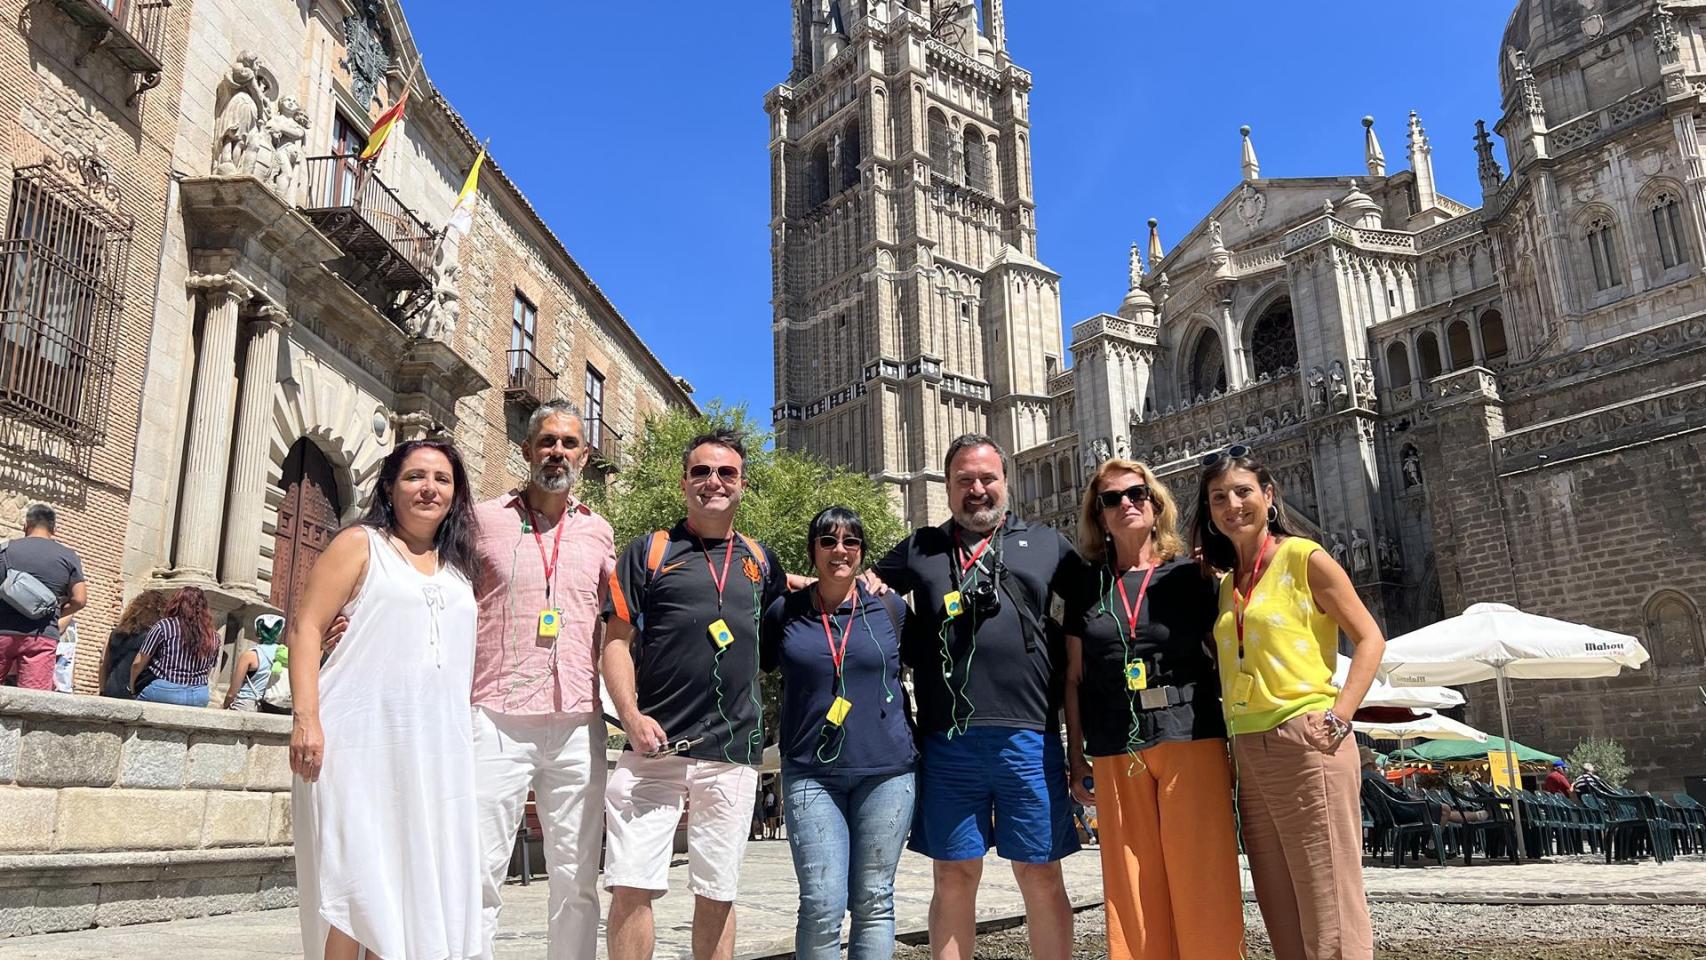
[3,844,1704,959]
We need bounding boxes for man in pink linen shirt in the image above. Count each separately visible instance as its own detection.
[471,399,616,960]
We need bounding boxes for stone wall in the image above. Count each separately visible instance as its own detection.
[0,689,294,937]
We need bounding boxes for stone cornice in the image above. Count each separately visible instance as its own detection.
[1496,380,1706,474]
[1499,313,1706,397]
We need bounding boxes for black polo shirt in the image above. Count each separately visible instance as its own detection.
[603,521,787,764]
[1064,558,1225,758]
[873,514,1081,736]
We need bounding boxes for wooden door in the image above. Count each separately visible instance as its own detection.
[270,438,342,616]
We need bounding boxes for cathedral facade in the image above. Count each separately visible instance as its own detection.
[771,0,1706,793]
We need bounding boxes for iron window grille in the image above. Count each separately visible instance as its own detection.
[0,154,131,447]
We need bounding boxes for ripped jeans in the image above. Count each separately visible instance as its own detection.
[782,766,917,960]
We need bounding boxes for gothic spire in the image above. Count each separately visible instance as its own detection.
[1407,110,1438,212]
[1240,125,1259,180]
[827,0,846,36]
[1147,218,1164,268]
[1362,116,1385,177]
[1128,242,1143,289]
[1474,119,1504,195]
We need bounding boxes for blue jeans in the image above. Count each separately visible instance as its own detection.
[135,680,209,706]
[783,768,916,960]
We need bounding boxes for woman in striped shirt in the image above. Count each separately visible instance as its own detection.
[131,586,220,706]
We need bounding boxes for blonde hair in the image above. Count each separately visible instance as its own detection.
[1076,458,1184,565]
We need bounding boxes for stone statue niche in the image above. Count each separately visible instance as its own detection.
[213,51,310,205]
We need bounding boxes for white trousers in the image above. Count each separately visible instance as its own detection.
[474,708,607,960]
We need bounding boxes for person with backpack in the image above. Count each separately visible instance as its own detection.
[0,504,86,691]
[761,505,915,960]
[223,614,286,711]
[600,429,788,960]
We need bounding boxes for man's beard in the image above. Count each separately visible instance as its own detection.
[952,494,1005,532]
[532,459,578,494]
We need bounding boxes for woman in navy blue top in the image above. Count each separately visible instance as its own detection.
[761,505,915,960]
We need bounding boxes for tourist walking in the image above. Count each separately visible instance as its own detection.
[0,504,87,691]
[761,505,915,960]
[870,433,1081,960]
[101,589,171,698]
[1193,446,1384,960]
[222,613,286,711]
[1063,458,1242,960]
[130,586,220,706]
[470,399,616,960]
[600,430,788,960]
[288,439,483,960]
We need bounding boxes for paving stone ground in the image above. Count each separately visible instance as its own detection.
[4,843,1705,959]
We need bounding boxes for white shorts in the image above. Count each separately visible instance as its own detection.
[602,751,758,901]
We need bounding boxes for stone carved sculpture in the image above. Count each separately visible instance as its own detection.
[1328,532,1350,569]
[1378,536,1403,573]
[1351,358,1376,409]
[215,51,270,175]
[1351,528,1372,578]
[1401,446,1423,488]
[1207,219,1225,251]
[1082,443,1099,474]
[1307,366,1328,412]
[1329,360,1349,406]
[1115,435,1128,458]
[411,261,461,341]
[259,97,310,203]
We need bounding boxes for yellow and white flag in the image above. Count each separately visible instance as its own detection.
[446,141,487,237]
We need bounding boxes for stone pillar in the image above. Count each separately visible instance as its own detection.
[220,305,289,587]
[175,273,252,577]
[1670,113,1706,262]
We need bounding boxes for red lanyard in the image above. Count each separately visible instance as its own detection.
[1233,532,1273,661]
[818,588,857,676]
[956,531,995,574]
[1114,564,1158,638]
[699,536,737,609]
[525,504,568,603]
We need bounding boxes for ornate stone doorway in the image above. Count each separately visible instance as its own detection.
[270,437,342,616]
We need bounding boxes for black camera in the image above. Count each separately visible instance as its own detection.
[964,560,1003,616]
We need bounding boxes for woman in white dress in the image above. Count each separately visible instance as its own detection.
[288,439,484,960]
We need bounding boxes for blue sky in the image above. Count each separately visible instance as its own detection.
[408,2,1515,419]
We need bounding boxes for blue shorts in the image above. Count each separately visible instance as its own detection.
[910,727,1079,863]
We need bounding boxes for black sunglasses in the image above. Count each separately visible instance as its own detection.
[687,464,742,482]
[1096,484,1151,509]
[1199,443,1252,467]
[815,535,863,550]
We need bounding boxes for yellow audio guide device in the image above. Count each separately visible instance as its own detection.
[708,618,735,649]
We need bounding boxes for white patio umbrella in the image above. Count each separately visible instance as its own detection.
[1379,602,1649,858]
[1352,710,1488,743]
[1334,654,1464,711]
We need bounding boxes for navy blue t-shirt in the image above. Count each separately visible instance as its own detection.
[761,585,917,778]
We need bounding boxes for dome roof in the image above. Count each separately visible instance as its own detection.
[1499,0,1648,103]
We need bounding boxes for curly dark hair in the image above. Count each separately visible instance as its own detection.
[358,439,480,583]
[162,586,219,659]
[115,589,173,636]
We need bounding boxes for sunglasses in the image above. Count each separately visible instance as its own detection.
[1199,443,1252,467]
[1096,484,1151,509]
[815,535,864,550]
[687,464,742,483]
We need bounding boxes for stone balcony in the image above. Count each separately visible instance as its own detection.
[1129,368,1308,466]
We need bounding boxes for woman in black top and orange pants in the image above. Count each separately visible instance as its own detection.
[1064,458,1243,960]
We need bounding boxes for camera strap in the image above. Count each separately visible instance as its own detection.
[995,565,1043,654]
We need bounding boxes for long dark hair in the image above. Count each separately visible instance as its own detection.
[163,586,219,659]
[115,588,172,636]
[359,439,480,583]
[1191,451,1302,573]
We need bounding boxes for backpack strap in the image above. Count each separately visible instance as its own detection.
[736,533,768,581]
[643,530,670,583]
[877,590,904,644]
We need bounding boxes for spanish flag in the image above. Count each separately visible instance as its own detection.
[358,91,409,162]
[446,141,487,236]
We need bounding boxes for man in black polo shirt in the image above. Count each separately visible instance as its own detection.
[600,429,787,960]
[872,433,1082,960]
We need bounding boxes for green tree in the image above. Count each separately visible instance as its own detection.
[579,402,909,747]
[1566,736,1632,788]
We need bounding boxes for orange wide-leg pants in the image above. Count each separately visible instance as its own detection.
[1093,738,1245,960]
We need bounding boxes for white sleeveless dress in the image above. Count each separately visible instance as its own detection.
[293,526,482,960]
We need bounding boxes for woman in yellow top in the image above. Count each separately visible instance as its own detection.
[1191,446,1386,960]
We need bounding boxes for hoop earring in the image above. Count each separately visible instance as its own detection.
[1267,504,1279,524]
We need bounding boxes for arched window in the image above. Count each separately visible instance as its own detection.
[1479,309,1508,365]
[839,121,861,191]
[1650,191,1688,269]
[963,128,990,192]
[1644,591,1704,674]
[1447,319,1474,370]
[927,109,952,175]
[1039,460,1055,498]
[1385,340,1411,386]
[1416,330,1443,379]
[1586,215,1622,290]
[808,143,831,207]
[1188,330,1227,399]
[1249,298,1298,378]
[1021,464,1036,502]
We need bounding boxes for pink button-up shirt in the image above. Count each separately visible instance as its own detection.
[471,491,616,716]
